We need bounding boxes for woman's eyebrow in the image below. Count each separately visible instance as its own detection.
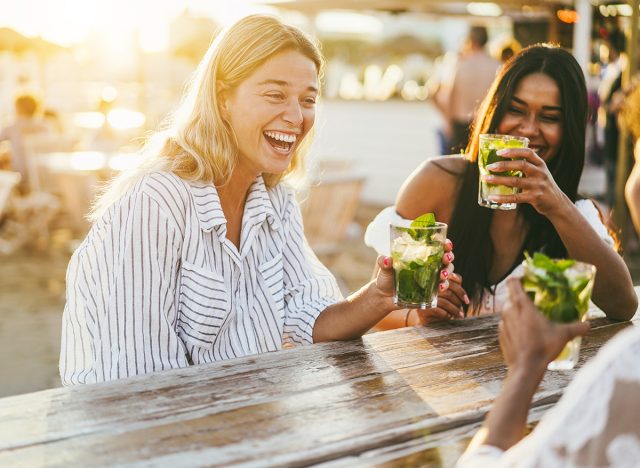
[512,95,562,112]
[257,79,318,93]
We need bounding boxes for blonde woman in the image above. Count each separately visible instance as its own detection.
[60,15,453,385]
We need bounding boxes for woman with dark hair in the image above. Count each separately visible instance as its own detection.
[366,44,636,326]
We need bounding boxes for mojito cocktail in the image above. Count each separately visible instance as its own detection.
[521,253,596,370]
[478,133,529,210]
[390,214,447,309]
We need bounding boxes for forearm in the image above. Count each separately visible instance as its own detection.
[549,198,637,320]
[313,281,397,342]
[625,164,640,234]
[472,365,546,451]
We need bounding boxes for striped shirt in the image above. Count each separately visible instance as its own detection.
[60,171,342,385]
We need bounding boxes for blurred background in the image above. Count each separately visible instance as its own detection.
[1,0,639,397]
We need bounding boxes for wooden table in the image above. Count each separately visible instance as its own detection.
[1,301,638,467]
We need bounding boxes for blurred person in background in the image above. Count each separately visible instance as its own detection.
[456,277,640,467]
[0,94,51,193]
[598,29,627,208]
[365,44,636,329]
[439,26,500,154]
[59,14,454,385]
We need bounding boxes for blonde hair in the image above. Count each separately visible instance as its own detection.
[91,14,324,220]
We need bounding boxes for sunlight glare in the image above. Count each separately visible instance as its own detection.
[107,109,146,130]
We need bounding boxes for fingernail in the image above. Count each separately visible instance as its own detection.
[496,148,508,155]
[458,311,464,318]
[486,163,498,170]
[441,270,449,279]
[383,257,389,267]
[463,294,470,305]
[439,283,446,291]
[446,239,453,250]
[446,253,453,262]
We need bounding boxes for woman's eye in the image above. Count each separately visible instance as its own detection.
[303,97,317,105]
[265,93,284,101]
[508,106,524,115]
[541,114,561,123]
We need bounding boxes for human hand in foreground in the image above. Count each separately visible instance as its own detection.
[500,277,590,372]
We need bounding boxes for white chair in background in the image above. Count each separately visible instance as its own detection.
[0,171,21,217]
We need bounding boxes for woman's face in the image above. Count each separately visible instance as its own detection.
[221,49,318,177]
[497,72,563,162]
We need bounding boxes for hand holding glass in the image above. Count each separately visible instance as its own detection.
[390,222,447,309]
[521,253,596,370]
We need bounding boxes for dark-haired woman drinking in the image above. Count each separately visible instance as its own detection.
[365,44,636,326]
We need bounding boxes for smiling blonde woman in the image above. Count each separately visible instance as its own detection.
[60,15,455,385]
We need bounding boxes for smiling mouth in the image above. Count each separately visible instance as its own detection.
[264,131,298,153]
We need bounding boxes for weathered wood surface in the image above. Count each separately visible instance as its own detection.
[1,298,638,467]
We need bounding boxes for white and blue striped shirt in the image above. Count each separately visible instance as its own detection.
[60,171,342,385]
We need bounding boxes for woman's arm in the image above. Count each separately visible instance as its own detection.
[464,279,590,453]
[60,186,188,384]
[485,149,637,320]
[313,255,397,341]
[625,142,640,234]
[549,199,637,320]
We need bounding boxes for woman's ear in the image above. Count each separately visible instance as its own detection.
[216,81,230,119]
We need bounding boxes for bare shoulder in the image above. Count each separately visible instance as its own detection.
[396,155,468,221]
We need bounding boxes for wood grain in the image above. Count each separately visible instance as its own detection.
[1,295,637,467]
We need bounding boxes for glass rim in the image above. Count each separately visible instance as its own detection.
[390,221,448,230]
[479,133,530,145]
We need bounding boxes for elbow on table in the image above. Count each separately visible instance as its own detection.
[605,293,638,321]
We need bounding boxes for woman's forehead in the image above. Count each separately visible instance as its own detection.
[512,73,561,105]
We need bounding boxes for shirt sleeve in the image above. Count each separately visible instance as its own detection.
[575,199,615,247]
[455,445,505,468]
[281,195,343,346]
[59,184,188,385]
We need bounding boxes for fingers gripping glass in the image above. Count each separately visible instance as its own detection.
[478,133,529,210]
[390,215,448,309]
[521,253,596,370]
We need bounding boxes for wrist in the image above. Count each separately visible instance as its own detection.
[546,192,574,221]
[368,280,397,315]
[507,359,547,384]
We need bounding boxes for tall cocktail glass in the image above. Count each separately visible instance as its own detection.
[521,253,596,370]
[390,222,447,309]
[478,133,529,210]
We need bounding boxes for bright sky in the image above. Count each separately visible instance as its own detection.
[0,0,278,50]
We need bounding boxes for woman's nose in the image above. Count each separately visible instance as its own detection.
[282,100,303,127]
[518,114,540,137]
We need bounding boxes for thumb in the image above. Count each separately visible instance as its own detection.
[562,321,590,341]
[377,255,393,272]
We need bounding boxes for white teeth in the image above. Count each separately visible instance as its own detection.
[264,131,297,143]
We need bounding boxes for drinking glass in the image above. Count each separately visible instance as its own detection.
[390,222,447,309]
[521,257,596,370]
[478,133,529,210]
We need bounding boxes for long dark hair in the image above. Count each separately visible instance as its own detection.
[448,44,588,307]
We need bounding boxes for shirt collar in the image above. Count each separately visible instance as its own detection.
[244,175,282,232]
[188,175,281,233]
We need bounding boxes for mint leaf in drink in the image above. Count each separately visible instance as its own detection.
[486,148,519,177]
[522,252,593,324]
[410,213,436,228]
[406,213,436,241]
